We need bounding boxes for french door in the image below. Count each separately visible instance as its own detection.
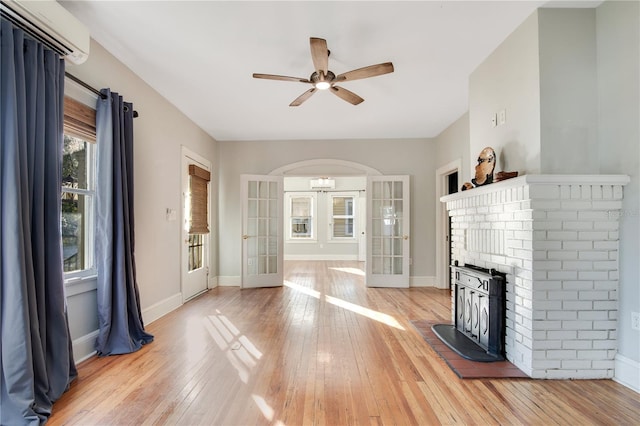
[366,176,410,288]
[241,175,283,288]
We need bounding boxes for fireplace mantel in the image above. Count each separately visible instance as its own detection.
[440,174,629,379]
[441,174,630,203]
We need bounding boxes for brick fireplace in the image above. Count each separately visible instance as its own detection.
[441,174,629,379]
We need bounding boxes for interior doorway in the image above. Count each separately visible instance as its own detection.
[280,173,369,263]
[435,159,462,290]
[446,172,458,288]
[181,147,211,301]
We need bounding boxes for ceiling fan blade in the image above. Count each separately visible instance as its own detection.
[330,86,364,105]
[290,88,317,107]
[310,37,329,75]
[335,62,394,83]
[253,73,311,83]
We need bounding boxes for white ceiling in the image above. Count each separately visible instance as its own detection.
[60,1,600,142]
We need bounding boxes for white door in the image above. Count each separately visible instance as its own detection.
[366,176,410,288]
[241,174,283,288]
[182,149,210,301]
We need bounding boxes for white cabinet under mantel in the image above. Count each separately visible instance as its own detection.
[440,174,629,379]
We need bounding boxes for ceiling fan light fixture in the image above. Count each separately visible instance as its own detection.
[311,70,335,90]
[315,81,331,90]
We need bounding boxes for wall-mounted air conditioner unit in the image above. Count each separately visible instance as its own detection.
[1,0,90,64]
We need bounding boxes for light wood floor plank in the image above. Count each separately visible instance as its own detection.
[48,260,640,425]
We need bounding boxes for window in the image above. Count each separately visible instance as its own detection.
[331,194,356,239]
[62,97,96,276]
[286,193,316,240]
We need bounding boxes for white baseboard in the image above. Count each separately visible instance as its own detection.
[72,329,98,363]
[217,276,241,287]
[208,276,218,288]
[614,353,640,393]
[142,292,183,325]
[410,276,441,288]
[284,254,359,261]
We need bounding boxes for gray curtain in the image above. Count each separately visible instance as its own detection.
[0,20,77,424]
[95,89,153,356]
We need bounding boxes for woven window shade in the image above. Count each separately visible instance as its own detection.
[189,164,211,234]
[64,96,96,142]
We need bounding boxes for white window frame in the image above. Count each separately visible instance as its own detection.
[62,123,97,282]
[285,192,317,242]
[328,192,357,241]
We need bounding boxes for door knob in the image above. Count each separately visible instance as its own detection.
[242,235,249,240]
[403,235,409,240]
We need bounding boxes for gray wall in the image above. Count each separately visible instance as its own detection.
[469,11,541,175]
[217,139,436,282]
[435,111,470,183]
[65,40,218,360]
[539,8,599,174]
[596,0,640,364]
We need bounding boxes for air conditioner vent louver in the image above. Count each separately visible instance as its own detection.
[1,0,90,64]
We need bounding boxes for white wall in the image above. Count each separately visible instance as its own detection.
[469,11,541,175]
[217,139,436,284]
[596,0,640,386]
[65,40,218,360]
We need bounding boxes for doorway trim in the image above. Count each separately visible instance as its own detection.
[270,159,381,264]
[435,159,462,290]
[269,158,382,177]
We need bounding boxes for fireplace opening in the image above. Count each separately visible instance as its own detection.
[432,263,506,362]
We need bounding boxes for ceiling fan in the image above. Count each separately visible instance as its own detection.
[253,37,394,107]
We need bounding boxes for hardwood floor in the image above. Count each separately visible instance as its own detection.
[49,261,639,425]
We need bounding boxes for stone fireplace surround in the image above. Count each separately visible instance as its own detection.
[441,174,629,379]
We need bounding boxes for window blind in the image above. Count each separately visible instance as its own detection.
[63,96,96,142]
[188,164,210,234]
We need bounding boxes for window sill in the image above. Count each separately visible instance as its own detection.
[64,273,98,297]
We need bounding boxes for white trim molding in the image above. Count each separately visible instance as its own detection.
[284,254,359,261]
[142,292,183,325]
[614,354,640,393]
[269,158,383,177]
[208,276,218,289]
[217,276,241,287]
[72,330,99,364]
[435,159,462,295]
[409,276,439,288]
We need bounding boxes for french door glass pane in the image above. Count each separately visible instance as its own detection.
[371,179,403,276]
[247,178,279,277]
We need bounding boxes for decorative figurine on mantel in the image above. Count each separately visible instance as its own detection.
[461,147,496,191]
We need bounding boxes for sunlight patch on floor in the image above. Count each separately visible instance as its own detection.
[284,280,321,298]
[328,266,366,276]
[202,309,263,384]
[325,295,405,330]
[285,279,404,330]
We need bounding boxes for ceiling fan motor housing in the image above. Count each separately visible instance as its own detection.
[311,70,336,88]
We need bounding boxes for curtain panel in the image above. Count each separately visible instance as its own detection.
[95,89,153,356]
[0,20,77,424]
